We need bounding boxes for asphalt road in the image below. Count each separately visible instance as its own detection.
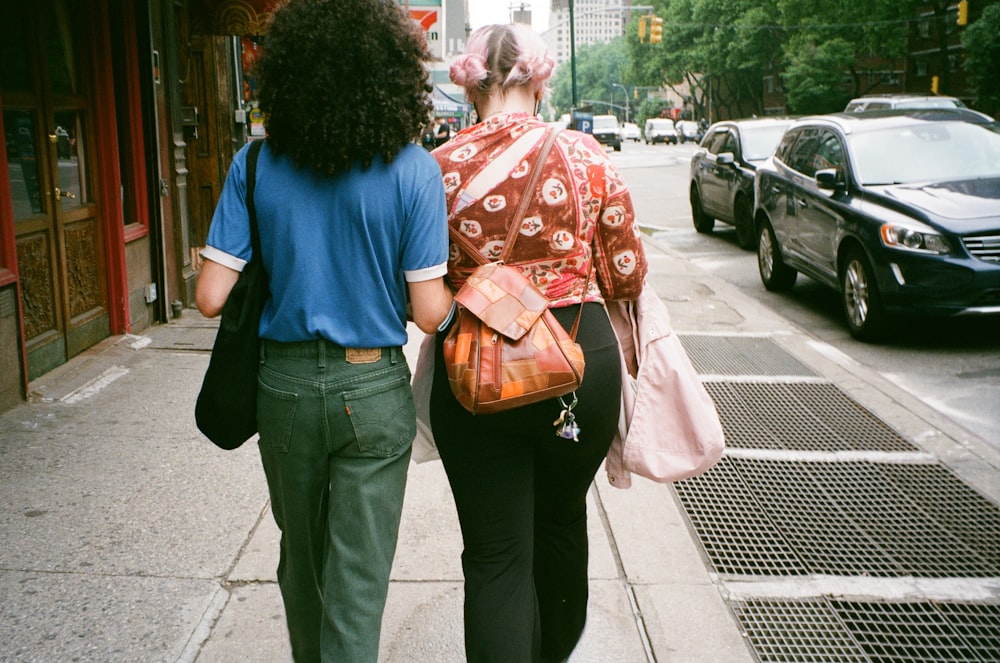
[609,139,1000,450]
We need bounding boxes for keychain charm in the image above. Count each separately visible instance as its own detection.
[553,394,581,441]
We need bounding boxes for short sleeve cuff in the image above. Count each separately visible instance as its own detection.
[404,262,448,282]
[200,246,247,272]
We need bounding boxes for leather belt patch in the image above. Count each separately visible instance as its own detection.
[346,348,381,364]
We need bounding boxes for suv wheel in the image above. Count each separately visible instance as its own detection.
[841,248,887,341]
[758,220,796,291]
[690,187,715,233]
[734,196,756,250]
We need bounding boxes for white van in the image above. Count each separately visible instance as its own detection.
[644,118,678,144]
[591,114,622,151]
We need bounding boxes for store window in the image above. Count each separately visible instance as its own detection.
[108,2,147,236]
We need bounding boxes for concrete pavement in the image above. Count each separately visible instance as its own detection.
[1,233,998,662]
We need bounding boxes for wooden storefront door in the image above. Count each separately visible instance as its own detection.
[2,0,109,380]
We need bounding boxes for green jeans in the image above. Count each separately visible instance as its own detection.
[256,339,415,663]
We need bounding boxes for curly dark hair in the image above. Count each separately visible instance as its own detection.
[256,0,433,175]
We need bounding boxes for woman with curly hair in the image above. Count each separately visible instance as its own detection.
[195,1,453,660]
[429,23,648,663]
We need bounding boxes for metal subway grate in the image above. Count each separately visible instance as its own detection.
[935,603,1000,658]
[669,457,806,576]
[674,457,1000,577]
[878,464,1000,569]
[704,382,918,452]
[831,600,1000,662]
[731,599,871,662]
[679,334,819,377]
[732,599,1000,663]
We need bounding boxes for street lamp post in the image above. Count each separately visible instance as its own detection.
[569,0,577,108]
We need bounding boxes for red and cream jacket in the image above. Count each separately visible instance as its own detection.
[432,112,647,307]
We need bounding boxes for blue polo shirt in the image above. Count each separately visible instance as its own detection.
[203,141,448,347]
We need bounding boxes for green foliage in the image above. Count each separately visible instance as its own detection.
[619,0,934,119]
[962,3,1000,116]
[780,37,854,114]
[549,38,630,120]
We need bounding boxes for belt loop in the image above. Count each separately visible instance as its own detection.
[391,346,401,365]
[259,339,266,363]
[317,339,326,369]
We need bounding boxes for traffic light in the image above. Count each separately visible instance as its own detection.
[931,75,939,94]
[638,15,647,43]
[649,16,664,44]
[956,0,968,26]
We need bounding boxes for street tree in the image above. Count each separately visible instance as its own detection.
[549,37,630,121]
[961,3,1000,116]
[625,0,926,117]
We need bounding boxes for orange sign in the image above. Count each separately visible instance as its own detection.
[410,9,438,31]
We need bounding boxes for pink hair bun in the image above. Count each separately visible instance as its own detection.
[450,53,489,89]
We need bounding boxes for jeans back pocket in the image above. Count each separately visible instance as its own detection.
[343,374,416,458]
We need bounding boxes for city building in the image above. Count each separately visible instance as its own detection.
[546,0,630,66]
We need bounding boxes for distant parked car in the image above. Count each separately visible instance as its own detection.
[689,118,792,249]
[754,109,1000,341]
[844,94,968,112]
[644,118,678,144]
[621,122,641,142]
[591,114,622,151]
[676,120,702,143]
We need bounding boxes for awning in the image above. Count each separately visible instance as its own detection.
[433,85,471,114]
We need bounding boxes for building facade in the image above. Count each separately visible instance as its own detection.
[546,0,630,66]
[1,0,249,411]
[0,0,471,414]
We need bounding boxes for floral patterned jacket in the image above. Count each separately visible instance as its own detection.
[432,112,647,308]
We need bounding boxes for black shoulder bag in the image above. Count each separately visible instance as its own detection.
[195,139,268,450]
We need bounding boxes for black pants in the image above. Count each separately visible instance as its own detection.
[430,303,621,662]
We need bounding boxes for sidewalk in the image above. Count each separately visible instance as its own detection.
[1,235,998,662]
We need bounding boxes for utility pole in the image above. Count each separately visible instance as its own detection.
[569,0,577,108]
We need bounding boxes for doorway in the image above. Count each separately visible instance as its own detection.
[2,0,109,379]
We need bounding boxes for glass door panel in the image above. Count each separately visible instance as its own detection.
[52,109,87,205]
[4,110,46,218]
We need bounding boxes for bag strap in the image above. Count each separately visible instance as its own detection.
[498,127,561,263]
[245,139,264,260]
[448,127,590,341]
[448,128,561,267]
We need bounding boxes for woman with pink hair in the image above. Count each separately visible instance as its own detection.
[429,23,648,663]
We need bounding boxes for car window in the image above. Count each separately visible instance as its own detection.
[784,128,824,176]
[742,125,790,161]
[708,130,736,155]
[718,131,737,155]
[774,128,801,163]
[812,132,845,174]
[849,121,1000,185]
[702,129,725,154]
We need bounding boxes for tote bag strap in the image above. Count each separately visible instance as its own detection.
[245,139,264,259]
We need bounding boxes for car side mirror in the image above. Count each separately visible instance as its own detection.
[717,152,735,166]
[816,168,845,190]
